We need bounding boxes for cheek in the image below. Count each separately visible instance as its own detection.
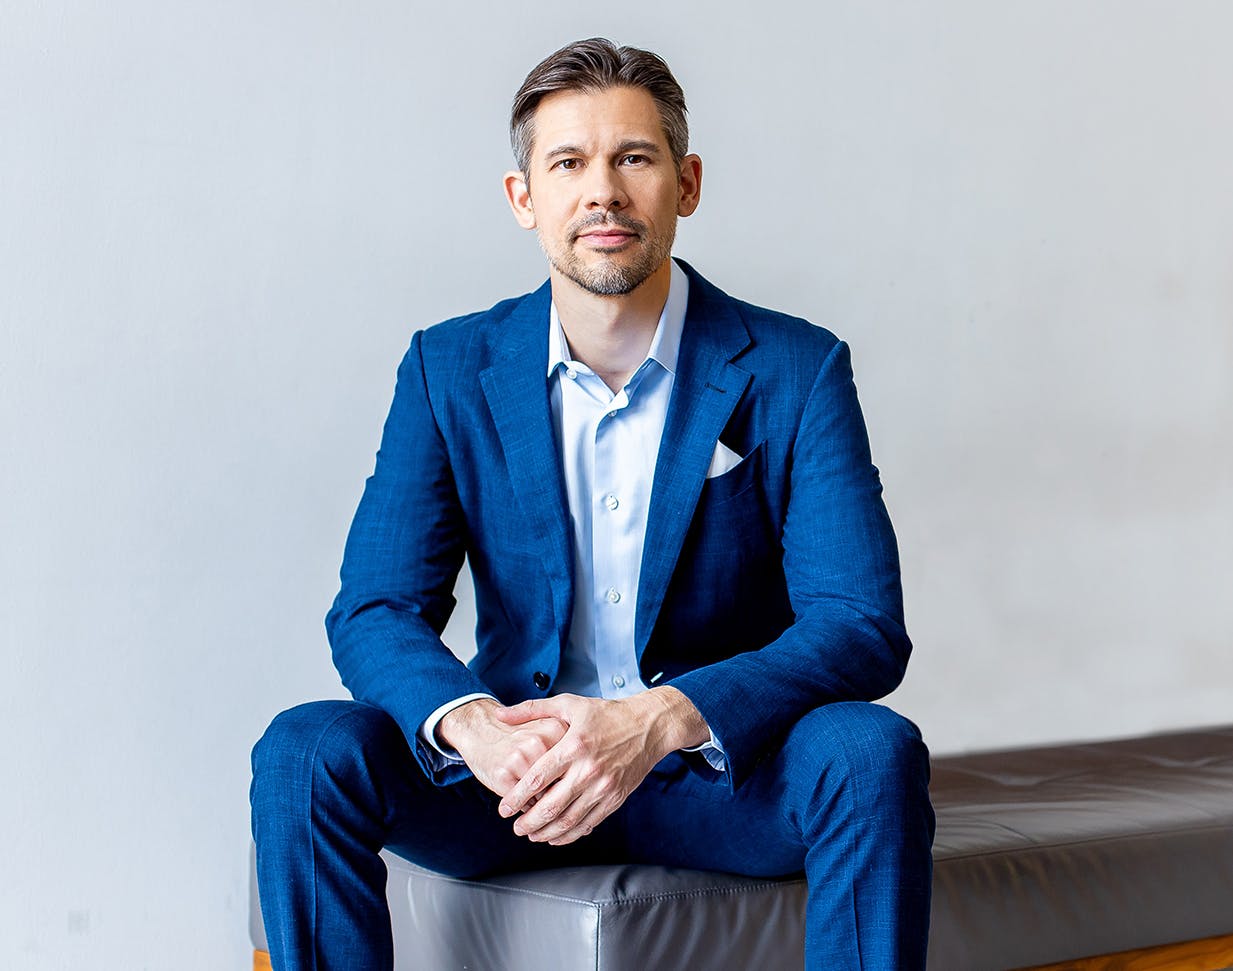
[551,215,584,246]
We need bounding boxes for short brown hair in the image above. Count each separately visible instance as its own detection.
[510,38,689,173]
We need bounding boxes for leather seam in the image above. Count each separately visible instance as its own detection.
[594,883,806,907]
[934,822,1233,863]
[414,872,802,906]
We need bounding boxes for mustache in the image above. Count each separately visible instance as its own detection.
[568,212,646,242]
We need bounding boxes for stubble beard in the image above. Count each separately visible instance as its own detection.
[542,213,676,296]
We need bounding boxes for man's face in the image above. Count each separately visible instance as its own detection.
[505,86,701,296]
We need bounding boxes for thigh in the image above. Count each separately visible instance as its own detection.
[343,704,613,877]
[255,699,607,879]
[614,752,807,877]
[614,702,928,877]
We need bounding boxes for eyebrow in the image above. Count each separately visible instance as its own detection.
[542,139,664,161]
[612,139,663,156]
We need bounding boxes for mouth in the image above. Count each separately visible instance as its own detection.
[577,229,638,249]
[572,214,644,251]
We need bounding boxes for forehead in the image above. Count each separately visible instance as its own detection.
[530,86,669,158]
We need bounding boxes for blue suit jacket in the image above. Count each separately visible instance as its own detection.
[326,261,911,791]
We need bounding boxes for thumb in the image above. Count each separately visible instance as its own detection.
[493,697,566,725]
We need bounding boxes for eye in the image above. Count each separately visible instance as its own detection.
[554,158,581,171]
[620,154,647,166]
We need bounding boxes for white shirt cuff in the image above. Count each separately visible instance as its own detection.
[418,693,498,768]
[681,727,728,772]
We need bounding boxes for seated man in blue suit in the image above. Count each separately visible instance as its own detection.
[251,37,934,971]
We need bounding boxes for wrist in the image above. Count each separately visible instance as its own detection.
[642,686,709,757]
[437,697,501,751]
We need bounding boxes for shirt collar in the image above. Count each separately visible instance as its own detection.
[547,259,690,378]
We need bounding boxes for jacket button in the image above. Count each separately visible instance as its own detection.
[533,671,550,690]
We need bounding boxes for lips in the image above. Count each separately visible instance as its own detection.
[571,214,645,248]
[579,230,636,247]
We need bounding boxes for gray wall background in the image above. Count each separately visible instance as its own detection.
[3,1,1230,966]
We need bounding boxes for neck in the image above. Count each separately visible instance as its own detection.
[550,259,672,392]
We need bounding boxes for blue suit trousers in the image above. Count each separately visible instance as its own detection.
[251,699,934,970]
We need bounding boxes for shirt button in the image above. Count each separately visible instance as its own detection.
[612,675,626,689]
[604,494,619,511]
[565,368,577,380]
[607,410,617,419]
[533,671,550,690]
[605,587,621,604]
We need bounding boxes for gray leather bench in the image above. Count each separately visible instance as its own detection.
[251,724,1233,970]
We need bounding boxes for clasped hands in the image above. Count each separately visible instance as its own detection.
[437,687,707,847]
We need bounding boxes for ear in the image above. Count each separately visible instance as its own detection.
[676,154,703,218]
[503,170,537,230]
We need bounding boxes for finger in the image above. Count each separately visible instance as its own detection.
[513,771,594,841]
[499,744,569,817]
[484,724,567,800]
[525,783,604,844]
[524,717,568,747]
[497,694,585,726]
[493,698,560,725]
[547,797,615,847]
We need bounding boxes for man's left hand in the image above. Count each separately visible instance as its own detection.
[493,686,708,846]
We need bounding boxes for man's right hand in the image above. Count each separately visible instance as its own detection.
[437,697,567,798]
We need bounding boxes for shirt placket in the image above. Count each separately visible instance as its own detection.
[588,379,641,700]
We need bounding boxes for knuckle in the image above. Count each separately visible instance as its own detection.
[562,740,586,762]
[580,763,604,786]
[525,740,548,759]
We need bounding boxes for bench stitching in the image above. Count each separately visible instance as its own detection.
[935,821,1233,863]
[410,872,804,906]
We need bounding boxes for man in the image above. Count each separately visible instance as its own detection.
[251,37,934,970]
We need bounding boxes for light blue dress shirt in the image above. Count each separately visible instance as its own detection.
[422,261,724,771]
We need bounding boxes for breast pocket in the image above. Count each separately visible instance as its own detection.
[700,439,766,506]
[657,439,786,660]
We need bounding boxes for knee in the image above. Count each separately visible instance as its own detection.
[791,702,929,800]
[253,700,350,776]
[250,700,401,808]
[836,702,925,778]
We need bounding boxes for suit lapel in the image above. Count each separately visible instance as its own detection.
[479,284,575,653]
[636,265,752,657]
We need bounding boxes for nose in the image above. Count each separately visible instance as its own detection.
[584,164,628,212]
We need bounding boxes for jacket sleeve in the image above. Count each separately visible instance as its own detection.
[667,340,912,790]
[325,330,490,785]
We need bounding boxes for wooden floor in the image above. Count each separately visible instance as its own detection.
[254,933,1233,971]
[1018,933,1233,970]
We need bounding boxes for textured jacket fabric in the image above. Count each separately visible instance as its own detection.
[325,260,910,791]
